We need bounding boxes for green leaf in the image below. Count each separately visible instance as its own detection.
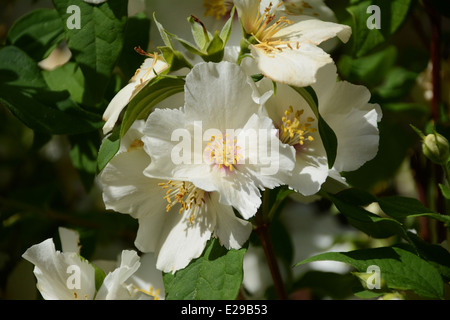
[219,6,235,45]
[296,246,445,299]
[373,67,419,101]
[398,233,450,281]
[120,75,185,138]
[7,8,65,61]
[328,191,408,239]
[205,31,225,62]
[378,196,450,228]
[291,86,338,169]
[152,12,175,49]
[188,15,211,51]
[338,46,398,88]
[42,62,86,105]
[92,263,107,293]
[158,46,193,72]
[293,271,362,300]
[163,238,247,300]
[53,0,128,107]
[0,46,103,135]
[97,125,121,172]
[347,0,414,57]
[69,131,101,191]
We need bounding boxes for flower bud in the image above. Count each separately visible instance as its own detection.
[422,133,450,164]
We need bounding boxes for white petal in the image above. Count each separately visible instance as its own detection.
[209,193,253,250]
[95,250,141,300]
[184,61,263,130]
[251,43,332,87]
[283,0,338,22]
[58,227,80,254]
[99,149,167,219]
[237,113,295,188]
[289,146,329,196]
[102,82,136,135]
[117,119,145,153]
[151,203,215,273]
[208,170,262,219]
[127,252,165,300]
[102,58,169,134]
[134,206,171,253]
[22,239,96,300]
[234,0,261,34]
[313,71,382,172]
[274,17,352,45]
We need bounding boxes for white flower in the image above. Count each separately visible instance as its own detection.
[141,61,296,219]
[261,63,382,196]
[102,54,169,135]
[22,227,163,300]
[234,0,351,87]
[99,120,252,273]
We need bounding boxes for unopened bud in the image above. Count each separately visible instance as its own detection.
[422,133,450,164]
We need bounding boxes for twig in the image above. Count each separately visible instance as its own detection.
[254,209,288,300]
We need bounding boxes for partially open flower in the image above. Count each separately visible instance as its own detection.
[235,0,351,87]
[102,52,169,135]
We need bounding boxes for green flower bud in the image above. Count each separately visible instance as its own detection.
[422,133,450,165]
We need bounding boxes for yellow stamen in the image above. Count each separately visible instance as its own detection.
[248,1,297,56]
[158,180,206,224]
[135,285,162,300]
[279,105,317,146]
[207,133,242,172]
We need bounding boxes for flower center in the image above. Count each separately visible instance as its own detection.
[158,180,206,224]
[135,285,162,300]
[279,106,317,146]
[203,0,233,20]
[205,133,243,171]
[248,2,297,56]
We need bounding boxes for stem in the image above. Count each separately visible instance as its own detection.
[254,211,288,300]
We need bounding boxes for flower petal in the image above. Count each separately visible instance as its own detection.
[99,149,167,219]
[209,192,253,250]
[274,16,352,45]
[184,61,263,130]
[251,43,332,87]
[145,202,215,273]
[95,250,141,300]
[22,238,96,300]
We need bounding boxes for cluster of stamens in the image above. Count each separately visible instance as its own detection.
[280,106,317,146]
[135,285,162,300]
[132,47,163,87]
[205,134,243,172]
[250,2,297,56]
[158,180,206,224]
